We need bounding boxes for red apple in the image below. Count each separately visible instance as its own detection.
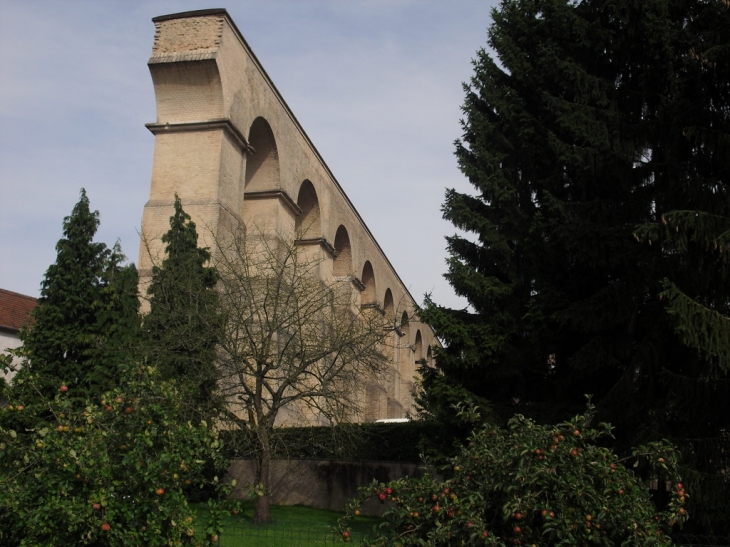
[101,523,111,531]
[60,385,69,393]
[156,488,165,496]
[93,503,101,510]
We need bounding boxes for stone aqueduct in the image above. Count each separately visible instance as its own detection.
[137,9,437,422]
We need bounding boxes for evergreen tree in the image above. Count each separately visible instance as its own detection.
[420,0,730,532]
[143,196,220,417]
[20,189,140,400]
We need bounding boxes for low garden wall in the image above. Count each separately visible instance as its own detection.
[228,459,430,515]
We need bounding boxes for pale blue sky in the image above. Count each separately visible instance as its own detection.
[0,1,498,309]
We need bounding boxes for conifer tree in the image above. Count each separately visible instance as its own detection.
[143,196,221,416]
[20,189,140,400]
[420,0,730,532]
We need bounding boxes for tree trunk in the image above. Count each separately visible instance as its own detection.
[253,428,272,524]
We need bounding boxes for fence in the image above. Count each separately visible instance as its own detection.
[672,536,730,547]
[216,524,369,546]
[214,526,727,547]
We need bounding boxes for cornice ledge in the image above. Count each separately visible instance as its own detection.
[295,237,336,257]
[145,119,252,154]
[244,190,302,217]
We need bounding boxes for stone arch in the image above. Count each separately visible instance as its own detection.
[399,311,411,377]
[245,117,279,191]
[365,383,386,422]
[296,180,320,238]
[414,330,423,363]
[383,289,394,318]
[400,311,410,336]
[361,261,376,303]
[333,225,352,277]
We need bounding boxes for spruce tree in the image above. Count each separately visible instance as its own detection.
[20,189,140,400]
[143,196,220,417]
[420,0,730,532]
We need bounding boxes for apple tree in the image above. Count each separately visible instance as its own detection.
[0,364,238,547]
[339,407,687,546]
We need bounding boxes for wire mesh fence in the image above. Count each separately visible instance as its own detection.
[672,536,730,546]
[214,525,727,546]
[216,524,369,546]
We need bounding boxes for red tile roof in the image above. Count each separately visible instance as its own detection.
[0,289,37,332]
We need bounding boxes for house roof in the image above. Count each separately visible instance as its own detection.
[0,289,37,333]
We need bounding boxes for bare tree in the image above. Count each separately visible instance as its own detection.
[213,229,390,523]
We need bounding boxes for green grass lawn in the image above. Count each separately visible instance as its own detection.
[194,502,381,546]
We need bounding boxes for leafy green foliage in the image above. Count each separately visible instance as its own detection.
[419,0,730,531]
[144,196,221,417]
[413,363,495,464]
[340,409,686,546]
[19,189,140,401]
[0,365,238,547]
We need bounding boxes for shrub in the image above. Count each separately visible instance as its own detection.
[0,365,238,546]
[339,407,687,546]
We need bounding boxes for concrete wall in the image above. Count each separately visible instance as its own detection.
[228,459,431,515]
[138,9,438,422]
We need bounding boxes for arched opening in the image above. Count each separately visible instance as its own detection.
[295,180,321,238]
[333,226,352,277]
[400,311,410,337]
[381,288,397,392]
[245,117,279,191]
[414,330,423,364]
[366,383,386,421]
[361,261,376,303]
[427,345,433,366]
[383,289,394,318]
[399,311,411,378]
